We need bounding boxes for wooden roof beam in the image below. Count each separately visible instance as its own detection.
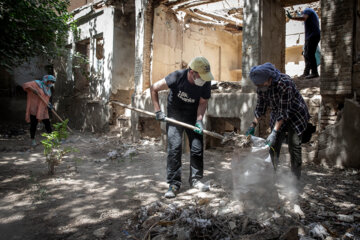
[193,8,242,26]
[174,0,224,11]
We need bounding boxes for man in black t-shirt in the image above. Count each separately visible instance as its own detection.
[150,56,213,198]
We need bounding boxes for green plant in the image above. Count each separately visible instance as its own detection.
[41,119,74,175]
[34,184,48,202]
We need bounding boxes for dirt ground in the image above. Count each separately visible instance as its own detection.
[0,125,359,240]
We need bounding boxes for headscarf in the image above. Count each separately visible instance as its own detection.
[249,62,281,85]
[35,75,56,96]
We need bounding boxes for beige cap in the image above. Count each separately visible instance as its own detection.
[188,56,214,81]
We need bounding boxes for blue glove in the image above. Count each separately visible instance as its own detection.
[265,129,278,147]
[194,120,203,135]
[286,10,293,19]
[155,111,166,121]
[48,103,54,110]
[245,126,255,136]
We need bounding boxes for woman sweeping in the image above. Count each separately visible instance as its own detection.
[22,75,56,146]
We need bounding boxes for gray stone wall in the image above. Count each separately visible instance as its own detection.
[241,0,261,93]
[320,0,354,95]
[241,0,285,93]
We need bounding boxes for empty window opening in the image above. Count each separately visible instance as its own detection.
[95,37,104,74]
[74,39,90,92]
[284,2,321,78]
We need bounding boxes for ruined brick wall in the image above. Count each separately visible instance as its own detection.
[68,0,94,12]
[320,0,354,95]
[353,0,360,98]
[318,0,356,130]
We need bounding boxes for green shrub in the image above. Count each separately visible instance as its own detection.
[41,119,75,175]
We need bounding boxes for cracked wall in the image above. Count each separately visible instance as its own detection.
[55,2,135,132]
[151,5,242,85]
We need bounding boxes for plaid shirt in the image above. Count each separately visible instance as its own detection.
[254,74,310,135]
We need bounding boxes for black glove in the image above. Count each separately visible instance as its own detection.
[155,111,166,121]
[48,103,54,110]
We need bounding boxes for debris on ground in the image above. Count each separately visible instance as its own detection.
[211,81,242,93]
[222,132,252,148]
[129,200,277,239]
[0,129,359,240]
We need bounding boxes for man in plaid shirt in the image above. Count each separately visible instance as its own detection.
[245,63,310,179]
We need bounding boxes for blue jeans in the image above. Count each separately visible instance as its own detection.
[166,108,203,188]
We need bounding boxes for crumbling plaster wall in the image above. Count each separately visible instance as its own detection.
[54,5,115,131]
[110,7,136,128]
[151,5,242,85]
[68,0,94,12]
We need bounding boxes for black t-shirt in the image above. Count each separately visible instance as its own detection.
[165,69,211,113]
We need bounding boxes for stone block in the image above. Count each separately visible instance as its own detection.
[317,99,360,168]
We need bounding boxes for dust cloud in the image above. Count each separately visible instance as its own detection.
[231,136,299,219]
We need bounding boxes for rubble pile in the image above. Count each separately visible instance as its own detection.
[222,132,252,148]
[211,81,242,93]
[0,123,27,139]
[129,201,274,239]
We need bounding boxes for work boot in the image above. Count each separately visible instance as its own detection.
[164,185,179,198]
[305,73,319,79]
[299,73,309,79]
[192,180,210,192]
[299,70,310,79]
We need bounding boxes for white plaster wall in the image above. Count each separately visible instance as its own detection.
[69,6,115,100]
[112,9,136,92]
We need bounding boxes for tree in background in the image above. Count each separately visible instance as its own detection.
[0,0,76,69]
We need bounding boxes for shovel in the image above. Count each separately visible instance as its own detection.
[111,101,225,140]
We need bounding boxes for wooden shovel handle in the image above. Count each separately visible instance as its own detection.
[30,88,73,133]
[111,101,224,140]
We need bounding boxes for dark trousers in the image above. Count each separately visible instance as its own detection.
[304,35,320,75]
[269,125,302,179]
[30,115,52,139]
[166,109,203,188]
